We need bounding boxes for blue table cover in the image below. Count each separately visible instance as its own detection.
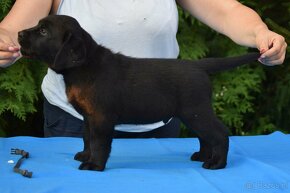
[0,132,289,193]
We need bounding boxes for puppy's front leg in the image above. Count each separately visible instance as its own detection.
[79,116,114,171]
[74,117,91,162]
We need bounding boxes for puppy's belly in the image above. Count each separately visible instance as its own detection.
[118,112,173,125]
[118,100,175,125]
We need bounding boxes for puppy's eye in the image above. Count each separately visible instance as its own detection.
[39,28,48,36]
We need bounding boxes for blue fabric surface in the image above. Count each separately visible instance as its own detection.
[0,132,289,193]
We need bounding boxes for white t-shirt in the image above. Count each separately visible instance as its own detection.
[41,0,179,132]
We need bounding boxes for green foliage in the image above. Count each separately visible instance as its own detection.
[243,0,290,135]
[0,59,45,120]
[0,57,47,136]
[0,0,13,19]
[212,66,265,135]
[177,9,209,60]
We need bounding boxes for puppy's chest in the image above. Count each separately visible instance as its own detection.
[66,85,95,115]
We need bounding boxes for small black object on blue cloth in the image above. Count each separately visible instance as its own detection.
[11,148,32,178]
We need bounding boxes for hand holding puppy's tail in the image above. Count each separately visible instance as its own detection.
[196,52,261,73]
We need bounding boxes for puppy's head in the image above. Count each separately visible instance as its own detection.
[18,15,87,73]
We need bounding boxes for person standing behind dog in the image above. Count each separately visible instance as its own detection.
[0,0,287,138]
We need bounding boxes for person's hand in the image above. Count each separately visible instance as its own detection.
[255,28,287,66]
[0,28,21,68]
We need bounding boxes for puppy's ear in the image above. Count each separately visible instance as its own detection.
[53,33,86,72]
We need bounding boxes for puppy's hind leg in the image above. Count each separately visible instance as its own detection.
[79,116,114,171]
[201,118,229,169]
[191,137,212,162]
[180,105,229,169]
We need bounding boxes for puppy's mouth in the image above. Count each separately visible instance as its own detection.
[19,47,35,59]
[18,41,36,59]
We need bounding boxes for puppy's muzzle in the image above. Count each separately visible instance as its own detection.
[18,30,32,58]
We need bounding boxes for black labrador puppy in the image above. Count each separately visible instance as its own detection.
[18,15,260,171]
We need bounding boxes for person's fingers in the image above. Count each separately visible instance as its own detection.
[0,58,17,67]
[260,36,286,57]
[0,50,20,59]
[0,42,20,67]
[258,41,287,66]
[256,30,287,66]
[257,39,270,55]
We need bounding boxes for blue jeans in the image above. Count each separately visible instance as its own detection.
[43,98,181,138]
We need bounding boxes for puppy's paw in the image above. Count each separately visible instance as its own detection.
[202,157,226,170]
[74,151,90,162]
[191,151,210,162]
[79,162,105,171]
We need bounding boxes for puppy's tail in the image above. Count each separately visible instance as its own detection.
[195,52,260,73]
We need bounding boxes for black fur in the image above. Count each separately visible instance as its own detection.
[18,15,260,171]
